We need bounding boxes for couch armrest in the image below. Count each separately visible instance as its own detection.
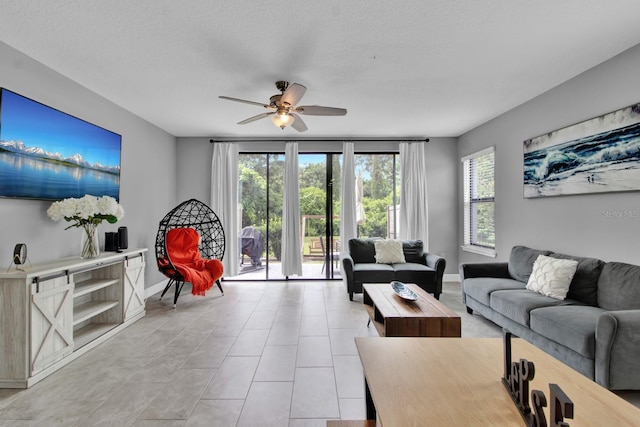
[424,253,446,297]
[459,262,510,281]
[595,310,640,390]
[342,254,355,300]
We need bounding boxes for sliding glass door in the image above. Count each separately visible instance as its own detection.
[299,154,341,279]
[354,153,400,239]
[228,151,398,281]
[233,153,284,280]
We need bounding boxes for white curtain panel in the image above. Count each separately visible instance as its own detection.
[340,142,357,254]
[356,170,366,225]
[281,142,303,276]
[399,141,429,249]
[210,142,239,277]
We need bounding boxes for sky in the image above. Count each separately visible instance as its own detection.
[0,88,121,166]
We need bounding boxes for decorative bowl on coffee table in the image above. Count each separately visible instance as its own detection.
[391,281,418,301]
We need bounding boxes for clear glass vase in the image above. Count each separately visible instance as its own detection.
[81,223,100,259]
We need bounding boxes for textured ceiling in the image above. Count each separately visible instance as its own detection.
[1,0,640,138]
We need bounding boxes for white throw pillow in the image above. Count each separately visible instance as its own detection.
[526,254,578,300]
[374,239,406,264]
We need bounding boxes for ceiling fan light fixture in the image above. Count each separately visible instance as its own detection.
[272,110,294,129]
[220,81,346,132]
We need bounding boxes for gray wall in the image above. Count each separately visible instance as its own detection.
[425,138,458,271]
[458,43,640,266]
[0,41,177,289]
[176,137,459,273]
[176,138,214,202]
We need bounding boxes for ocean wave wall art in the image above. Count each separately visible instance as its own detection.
[523,103,640,198]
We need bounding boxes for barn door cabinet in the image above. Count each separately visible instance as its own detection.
[0,248,147,388]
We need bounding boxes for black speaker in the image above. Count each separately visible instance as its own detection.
[118,226,128,250]
[104,232,119,251]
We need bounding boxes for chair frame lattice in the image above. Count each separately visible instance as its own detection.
[155,199,225,306]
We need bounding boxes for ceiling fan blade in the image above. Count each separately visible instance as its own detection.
[281,83,307,107]
[238,112,274,124]
[290,113,308,132]
[219,96,270,108]
[294,105,347,116]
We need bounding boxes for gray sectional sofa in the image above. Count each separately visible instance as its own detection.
[460,245,640,390]
[342,238,446,301]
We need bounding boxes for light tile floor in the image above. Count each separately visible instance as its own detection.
[0,280,376,426]
[0,281,638,426]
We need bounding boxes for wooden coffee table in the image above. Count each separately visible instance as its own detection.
[356,337,640,426]
[362,282,461,337]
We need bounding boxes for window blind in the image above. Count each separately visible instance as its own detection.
[462,147,495,250]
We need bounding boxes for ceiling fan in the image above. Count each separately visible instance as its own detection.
[219,81,347,132]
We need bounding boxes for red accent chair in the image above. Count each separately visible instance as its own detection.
[155,199,225,307]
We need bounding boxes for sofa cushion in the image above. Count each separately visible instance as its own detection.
[353,263,395,284]
[549,253,604,307]
[349,238,377,264]
[526,254,578,300]
[374,239,406,264]
[530,305,603,358]
[598,262,640,311]
[490,289,571,327]
[463,277,526,306]
[402,240,424,264]
[508,246,552,283]
[393,262,435,284]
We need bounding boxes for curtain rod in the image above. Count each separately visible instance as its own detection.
[209,138,429,143]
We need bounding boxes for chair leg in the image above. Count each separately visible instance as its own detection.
[173,281,186,308]
[160,279,175,300]
[216,279,224,295]
[160,279,185,308]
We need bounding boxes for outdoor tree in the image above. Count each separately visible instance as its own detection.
[300,186,327,236]
[360,194,394,238]
[299,162,326,189]
[239,164,266,228]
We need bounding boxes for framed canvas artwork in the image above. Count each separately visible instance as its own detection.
[523,103,640,198]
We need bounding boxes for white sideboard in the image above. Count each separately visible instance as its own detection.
[0,248,147,388]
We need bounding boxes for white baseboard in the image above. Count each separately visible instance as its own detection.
[443,273,460,283]
[145,279,167,299]
[146,274,460,297]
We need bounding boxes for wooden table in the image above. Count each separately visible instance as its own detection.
[355,337,640,426]
[363,283,461,337]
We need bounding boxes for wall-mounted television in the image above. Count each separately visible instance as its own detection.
[0,88,121,201]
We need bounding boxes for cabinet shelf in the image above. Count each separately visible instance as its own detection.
[363,304,386,337]
[73,300,119,326]
[74,278,119,298]
[73,323,118,349]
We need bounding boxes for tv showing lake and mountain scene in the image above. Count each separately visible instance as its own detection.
[0,88,121,201]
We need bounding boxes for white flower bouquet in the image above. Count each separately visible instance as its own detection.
[47,194,125,228]
[47,195,125,258]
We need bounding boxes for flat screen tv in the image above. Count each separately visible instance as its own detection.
[0,88,121,201]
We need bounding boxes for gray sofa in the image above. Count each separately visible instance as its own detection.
[342,238,446,301]
[460,245,640,390]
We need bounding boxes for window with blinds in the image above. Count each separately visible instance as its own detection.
[462,147,495,256]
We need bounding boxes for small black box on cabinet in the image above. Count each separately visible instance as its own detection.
[118,227,128,250]
[104,232,119,251]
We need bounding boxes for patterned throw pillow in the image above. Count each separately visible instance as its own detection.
[526,254,579,300]
[374,239,406,264]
